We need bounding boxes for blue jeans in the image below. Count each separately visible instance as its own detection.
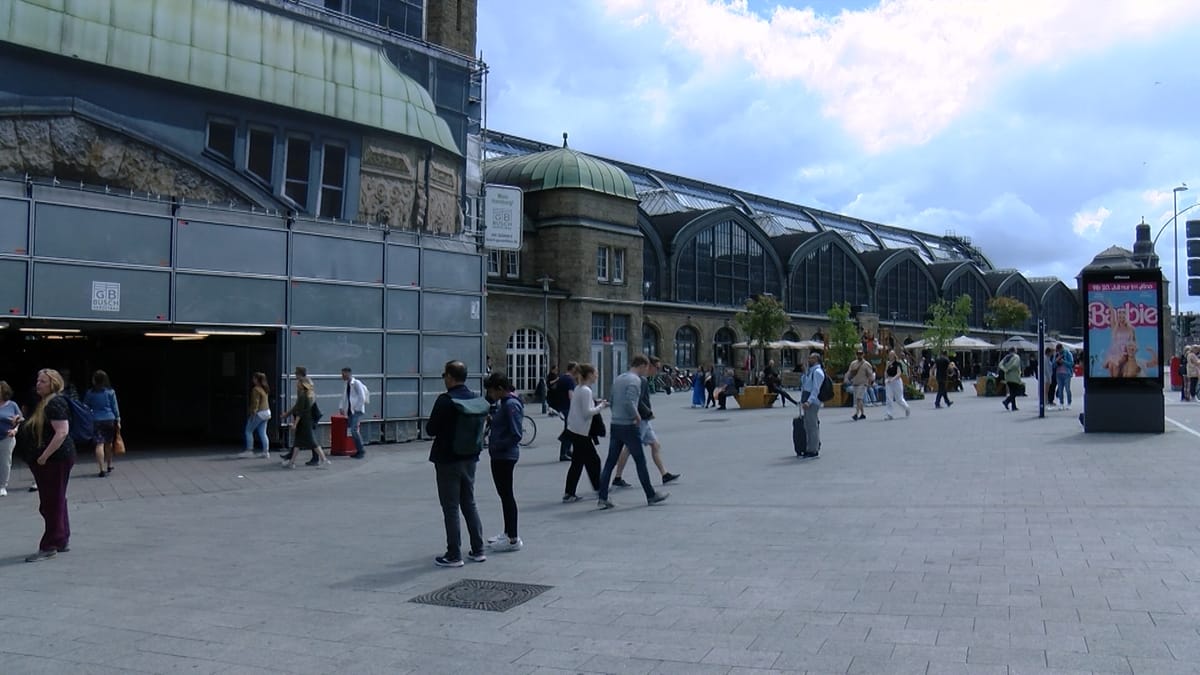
[598,424,655,502]
[347,411,365,453]
[1055,374,1072,406]
[244,415,268,452]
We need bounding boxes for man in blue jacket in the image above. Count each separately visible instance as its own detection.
[425,360,485,568]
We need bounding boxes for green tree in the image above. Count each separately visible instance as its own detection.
[922,294,973,356]
[825,302,859,377]
[986,296,1031,335]
[735,294,789,383]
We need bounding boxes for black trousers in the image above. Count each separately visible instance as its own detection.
[1002,383,1020,410]
[768,383,798,406]
[564,432,601,497]
[490,459,518,539]
[935,379,950,407]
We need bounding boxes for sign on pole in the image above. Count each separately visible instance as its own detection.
[483,184,523,251]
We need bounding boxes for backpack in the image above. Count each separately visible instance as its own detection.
[449,396,490,455]
[311,401,323,424]
[817,372,834,402]
[65,397,95,445]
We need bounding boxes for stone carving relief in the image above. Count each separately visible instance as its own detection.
[358,135,462,234]
[0,115,246,205]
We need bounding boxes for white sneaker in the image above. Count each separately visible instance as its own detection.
[488,537,523,552]
[256,452,271,459]
[0,487,7,497]
[486,532,508,545]
[235,450,255,459]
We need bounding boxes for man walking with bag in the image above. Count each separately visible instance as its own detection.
[339,367,370,459]
[1000,347,1023,412]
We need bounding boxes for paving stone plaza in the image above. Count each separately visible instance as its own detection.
[3,383,1200,674]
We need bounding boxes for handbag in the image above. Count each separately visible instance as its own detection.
[589,413,606,438]
[114,426,126,455]
[256,409,271,421]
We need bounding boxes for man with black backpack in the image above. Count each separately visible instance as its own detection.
[797,352,828,458]
[425,360,488,568]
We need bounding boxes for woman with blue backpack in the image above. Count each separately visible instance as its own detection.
[83,370,121,478]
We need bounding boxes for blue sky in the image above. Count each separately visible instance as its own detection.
[478,1,1200,312]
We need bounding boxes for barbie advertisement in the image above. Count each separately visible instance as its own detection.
[1086,280,1161,379]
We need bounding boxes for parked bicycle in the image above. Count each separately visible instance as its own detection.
[482,404,537,447]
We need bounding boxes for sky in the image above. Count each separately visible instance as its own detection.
[477,0,1200,311]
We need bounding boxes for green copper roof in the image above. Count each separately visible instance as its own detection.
[0,0,460,155]
[485,141,637,201]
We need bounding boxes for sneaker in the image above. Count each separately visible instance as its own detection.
[305,458,320,466]
[318,459,332,468]
[597,499,615,510]
[562,494,582,503]
[905,408,911,417]
[0,488,6,497]
[255,452,270,459]
[946,401,953,407]
[612,477,632,488]
[25,550,56,563]
[647,492,670,505]
[488,538,523,553]
[235,450,255,459]
[467,550,487,563]
[281,461,295,469]
[352,452,365,459]
[434,555,464,568]
[486,532,508,544]
[662,473,680,484]
[884,414,893,420]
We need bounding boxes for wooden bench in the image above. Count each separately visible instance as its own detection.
[733,385,777,409]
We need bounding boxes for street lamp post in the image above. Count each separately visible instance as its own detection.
[1174,184,1190,348]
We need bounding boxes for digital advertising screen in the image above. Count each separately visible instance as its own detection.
[1085,278,1162,380]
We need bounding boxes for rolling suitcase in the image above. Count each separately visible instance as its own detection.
[792,415,807,456]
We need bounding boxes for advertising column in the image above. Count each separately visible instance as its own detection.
[1081,269,1165,432]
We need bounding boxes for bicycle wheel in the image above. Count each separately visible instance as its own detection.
[520,415,537,447]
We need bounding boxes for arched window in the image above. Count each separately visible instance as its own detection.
[643,245,660,300]
[674,326,698,368]
[1040,285,1080,334]
[876,258,935,323]
[713,326,736,367]
[945,270,990,328]
[789,242,869,313]
[675,220,780,306]
[642,323,659,358]
[505,328,547,394]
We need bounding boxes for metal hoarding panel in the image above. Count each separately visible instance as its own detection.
[177,220,287,275]
[32,262,169,321]
[291,282,384,329]
[385,333,419,374]
[289,330,382,375]
[34,203,171,266]
[0,259,27,315]
[385,289,419,330]
[420,292,480,333]
[292,233,383,284]
[176,274,286,325]
[385,378,420,418]
[420,334,481,374]
[386,244,420,287]
[421,249,480,292]
[0,198,29,254]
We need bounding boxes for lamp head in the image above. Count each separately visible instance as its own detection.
[1175,184,1189,193]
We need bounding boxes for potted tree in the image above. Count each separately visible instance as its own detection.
[921,294,972,391]
[735,294,789,386]
[986,296,1032,396]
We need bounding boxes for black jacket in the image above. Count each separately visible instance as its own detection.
[425,384,479,464]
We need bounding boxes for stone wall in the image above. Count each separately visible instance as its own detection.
[357,138,461,233]
[531,189,638,227]
[425,0,477,58]
[0,115,245,204]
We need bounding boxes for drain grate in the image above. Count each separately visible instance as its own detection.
[409,578,553,612]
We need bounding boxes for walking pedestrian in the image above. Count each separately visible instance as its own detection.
[282,376,329,469]
[426,360,487,567]
[798,353,825,457]
[563,363,605,502]
[690,366,705,408]
[999,347,1023,411]
[18,369,75,562]
[552,362,577,461]
[596,355,669,510]
[610,356,679,488]
[1187,346,1200,401]
[1054,343,1074,410]
[338,367,370,459]
[703,366,717,408]
[933,351,953,408]
[483,371,523,552]
[1043,347,1056,405]
[238,372,271,459]
[883,351,910,420]
[83,370,121,477]
[0,381,22,497]
[848,350,874,420]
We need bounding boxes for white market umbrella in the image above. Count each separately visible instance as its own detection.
[1001,335,1040,351]
[907,335,994,351]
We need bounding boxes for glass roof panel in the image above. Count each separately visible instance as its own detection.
[638,190,687,216]
[811,211,871,234]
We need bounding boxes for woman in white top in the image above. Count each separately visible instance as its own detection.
[883,351,911,420]
[562,363,607,502]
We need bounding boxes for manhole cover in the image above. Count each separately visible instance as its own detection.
[409,578,552,612]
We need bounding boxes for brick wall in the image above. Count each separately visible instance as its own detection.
[425,0,478,57]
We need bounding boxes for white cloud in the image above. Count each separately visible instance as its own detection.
[1072,206,1112,236]
[602,0,1200,153]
